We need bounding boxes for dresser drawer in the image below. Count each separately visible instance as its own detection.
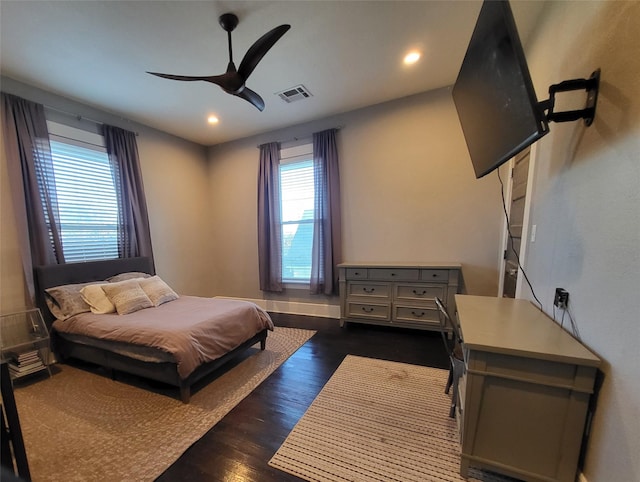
[420,269,449,282]
[394,304,439,324]
[394,283,445,303]
[348,281,390,299]
[368,268,420,281]
[345,268,368,279]
[346,301,391,321]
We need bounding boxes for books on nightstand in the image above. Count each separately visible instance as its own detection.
[7,349,45,377]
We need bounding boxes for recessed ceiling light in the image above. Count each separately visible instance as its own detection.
[207,115,219,124]
[404,51,421,65]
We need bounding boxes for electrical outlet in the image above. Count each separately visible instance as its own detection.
[554,288,569,309]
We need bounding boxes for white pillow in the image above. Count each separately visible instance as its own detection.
[80,284,116,314]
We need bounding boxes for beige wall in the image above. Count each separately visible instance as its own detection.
[0,77,211,311]
[0,131,26,312]
[207,87,504,305]
[135,129,211,296]
[518,2,640,481]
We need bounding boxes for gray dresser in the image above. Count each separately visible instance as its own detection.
[338,262,462,331]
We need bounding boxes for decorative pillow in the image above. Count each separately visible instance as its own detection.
[80,284,116,314]
[101,279,153,315]
[106,271,152,283]
[138,275,179,307]
[45,297,66,321]
[45,282,100,320]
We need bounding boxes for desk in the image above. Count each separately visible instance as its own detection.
[455,295,600,482]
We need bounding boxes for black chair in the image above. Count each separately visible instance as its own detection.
[435,297,465,418]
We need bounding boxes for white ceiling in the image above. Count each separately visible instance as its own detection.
[0,1,545,146]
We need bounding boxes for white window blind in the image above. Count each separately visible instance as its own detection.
[48,138,119,262]
[280,144,314,283]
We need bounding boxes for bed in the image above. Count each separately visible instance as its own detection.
[34,257,272,403]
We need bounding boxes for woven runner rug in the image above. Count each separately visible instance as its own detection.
[13,326,315,482]
[269,355,514,482]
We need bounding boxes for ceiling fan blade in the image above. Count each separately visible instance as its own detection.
[147,72,220,83]
[148,71,242,91]
[238,24,290,81]
[235,87,265,111]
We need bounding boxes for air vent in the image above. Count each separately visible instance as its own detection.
[276,85,312,103]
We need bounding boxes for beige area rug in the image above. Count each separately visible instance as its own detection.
[269,355,514,482]
[13,326,315,482]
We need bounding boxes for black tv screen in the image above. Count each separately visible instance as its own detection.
[453,0,549,179]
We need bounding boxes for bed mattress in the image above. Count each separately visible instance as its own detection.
[52,296,274,378]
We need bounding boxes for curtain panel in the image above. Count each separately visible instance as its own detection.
[103,125,154,266]
[257,142,283,292]
[1,93,63,304]
[310,128,342,295]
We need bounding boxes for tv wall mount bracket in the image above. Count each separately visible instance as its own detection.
[539,69,600,126]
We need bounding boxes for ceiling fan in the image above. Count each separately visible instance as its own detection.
[147,13,290,112]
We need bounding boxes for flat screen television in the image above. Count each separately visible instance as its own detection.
[453,0,549,179]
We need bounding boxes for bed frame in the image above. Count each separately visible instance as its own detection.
[34,257,267,403]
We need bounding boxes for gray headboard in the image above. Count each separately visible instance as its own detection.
[34,257,155,327]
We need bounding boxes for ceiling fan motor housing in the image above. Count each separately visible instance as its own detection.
[219,13,239,32]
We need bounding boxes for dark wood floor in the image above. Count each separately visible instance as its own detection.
[156,314,449,481]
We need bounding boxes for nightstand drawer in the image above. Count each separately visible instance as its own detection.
[394,283,445,303]
[346,301,391,321]
[348,281,390,299]
[368,268,419,281]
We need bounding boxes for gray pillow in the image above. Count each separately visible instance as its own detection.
[139,276,179,307]
[106,271,152,283]
[45,282,101,320]
[102,279,153,315]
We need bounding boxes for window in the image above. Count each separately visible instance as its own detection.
[44,122,119,262]
[280,144,314,283]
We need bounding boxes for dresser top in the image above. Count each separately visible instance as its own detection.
[338,262,462,269]
[455,295,600,367]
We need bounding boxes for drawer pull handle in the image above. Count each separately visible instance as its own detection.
[412,311,425,318]
[361,307,375,313]
[432,273,438,277]
[391,273,396,277]
[354,272,360,276]
[413,289,427,296]
[363,287,375,294]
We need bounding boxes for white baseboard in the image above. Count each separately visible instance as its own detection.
[218,296,340,319]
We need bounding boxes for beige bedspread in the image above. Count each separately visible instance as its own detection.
[52,296,274,379]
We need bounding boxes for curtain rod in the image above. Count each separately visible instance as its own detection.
[256,125,343,148]
[44,104,139,136]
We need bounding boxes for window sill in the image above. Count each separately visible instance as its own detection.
[283,281,310,290]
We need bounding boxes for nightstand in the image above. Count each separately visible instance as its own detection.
[0,308,51,380]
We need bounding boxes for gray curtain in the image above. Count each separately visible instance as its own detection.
[310,128,342,295]
[1,93,64,304]
[103,125,154,266]
[257,142,283,292]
